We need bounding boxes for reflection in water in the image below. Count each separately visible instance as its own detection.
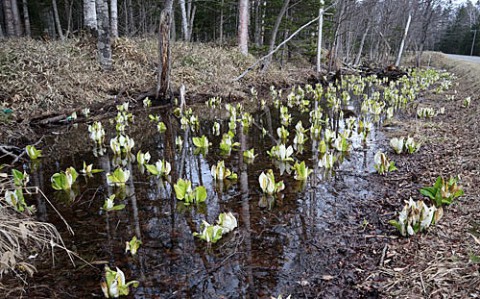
[29,87,386,298]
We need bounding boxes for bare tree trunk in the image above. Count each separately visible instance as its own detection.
[0,23,4,39]
[11,0,22,36]
[22,0,30,37]
[83,0,97,32]
[127,0,134,35]
[179,0,189,41]
[64,0,73,36]
[238,0,249,55]
[253,0,261,46]
[395,12,411,67]
[262,0,290,71]
[52,0,64,40]
[95,0,112,69]
[188,3,196,41]
[3,0,15,37]
[171,7,176,41]
[123,0,128,34]
[219,0,224,44]
[156,1,173,100]
[354,22,369,66]
[110,0,118,38]
[316,2,324,72]
[329,0,345,71]
[415,0,435,66]
[260,0,266,46]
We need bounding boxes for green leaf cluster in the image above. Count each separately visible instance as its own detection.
[101,266,139,298]
[174,178,207,205]
[51,167,78,191]
[420,176,464,207]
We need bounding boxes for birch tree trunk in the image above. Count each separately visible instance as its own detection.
[238,0,249,55]
[3,0,15,37]
[316,1,324,72]
[52,0,64,40]
[395,12,412,67]
[263,0,290,71]
[83,0,97,32]
[188,3,196,41]
[110,0,118,38]
[22,0,30,37]
[11,0,22,36]
[179,0,189,41]
[95,0,112,70]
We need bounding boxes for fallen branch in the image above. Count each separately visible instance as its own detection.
[0,145,20,160]
[234,17,319,81]
[234,1,337,81]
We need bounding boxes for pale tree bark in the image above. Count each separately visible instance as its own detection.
[95,0,112,69]
[238,0,249,55]
[22,0,30,37]
[263,0,290,71]
[329,0,345,71]
[3,0,15,37]
[179,0,189,40]
[0,24,4,39]
[317,1,325,72]
[110,0,118,38]
[354,22,369,66]
[11,0,22,36]
[64,0,73,36]
[52,0,64,40]
[156,0,174,100]
[395,12,412,67]
[83,0,97,32]
[188,1,195,40]
[236,16,321,81]
[219,0,224,44]
[179,0,195,41]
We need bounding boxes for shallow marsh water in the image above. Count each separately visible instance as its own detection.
[22,95,387,298]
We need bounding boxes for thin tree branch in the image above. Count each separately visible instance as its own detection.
[234,1,337,81]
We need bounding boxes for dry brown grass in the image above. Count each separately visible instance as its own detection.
[0,171,72,295]
[0,37,297,123]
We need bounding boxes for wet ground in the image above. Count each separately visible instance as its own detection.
[6,84,399,298]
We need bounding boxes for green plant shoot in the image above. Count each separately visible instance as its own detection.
[51,167,78,191]
[100,266,139,298]
[26,145,42,160]
[125,236,142,256]
[419,176,464,207]
[103,194,125,211]
[106,168,130,187]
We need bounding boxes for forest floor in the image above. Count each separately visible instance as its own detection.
[0,37,310,145]
[0,39,479,298]
[364,52,480,298]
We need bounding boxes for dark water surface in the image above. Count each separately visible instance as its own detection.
[24,97,386,298]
